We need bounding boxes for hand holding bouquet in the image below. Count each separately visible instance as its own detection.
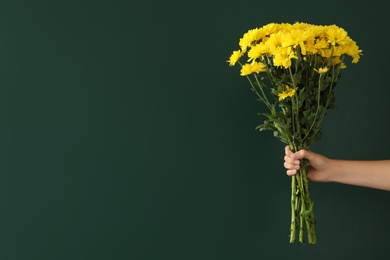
[227,22,362,244]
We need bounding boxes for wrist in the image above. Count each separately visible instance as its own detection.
[322,158,338,183]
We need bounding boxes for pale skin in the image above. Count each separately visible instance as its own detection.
[284,146,390,191]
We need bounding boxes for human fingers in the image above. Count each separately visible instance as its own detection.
[284,146,300,166]
[284,145,293,156]
[284,146,300,176]
[286,169,297,176]
[284,158,300,170]
[284,158,300,178]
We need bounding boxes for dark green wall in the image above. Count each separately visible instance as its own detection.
[1,0,389,259]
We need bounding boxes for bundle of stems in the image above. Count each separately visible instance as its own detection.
[246,52,341,243]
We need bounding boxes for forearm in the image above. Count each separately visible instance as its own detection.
[328,159,390,191]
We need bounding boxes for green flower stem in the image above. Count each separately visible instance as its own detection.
[254,74,272,108]
[292,86,300,143]
[288,67,296,88]
[299,200,305,242]
[238,62,272,110]
[310,57,344,139]
[289,142,298,243]
[302,73,324,142]
[311,69,337,138]
[265,55,278,84]
[310,54,319,78]
[289,173,297,243]
[288,143,316,244]
[288,68,300,145]
[291,101,296,139]
[298,161,306,242]
[299,160,317,244]
[243,74,273,112]
[246,77,270,109]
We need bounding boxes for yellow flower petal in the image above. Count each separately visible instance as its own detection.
[278,86,296,101]
[227,50,243,66]
[240,61,267,76]
[315,67,329,74]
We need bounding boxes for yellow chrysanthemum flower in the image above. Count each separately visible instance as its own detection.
[333,56,342,65]
[282,29,309,55]
[315,67,329,74]
[314,38,328,50]
[247,42,269,62]
[240,61,267,76]
[291,22,310,30]
[266,32,285,55]
[318,48,332,58]
[333,55,348,68]
[272,46,297,68]
[239,28,262,52]
[260,23,281,37]
[278,23,293,32]
[344,42,362,63]
[278,86,296,101]
[227,50,243,66]
[326,25,348,46]
[307,25,326,39]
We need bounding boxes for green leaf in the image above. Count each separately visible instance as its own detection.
[292,73,302,85]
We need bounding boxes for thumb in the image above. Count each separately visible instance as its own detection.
[292,149,317,162]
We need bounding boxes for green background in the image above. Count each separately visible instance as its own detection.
[1,0,389,259]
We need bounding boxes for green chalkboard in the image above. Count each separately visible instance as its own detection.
[1,0,389,259]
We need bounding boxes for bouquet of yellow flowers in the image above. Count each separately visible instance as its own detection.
[227,22,362,244]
